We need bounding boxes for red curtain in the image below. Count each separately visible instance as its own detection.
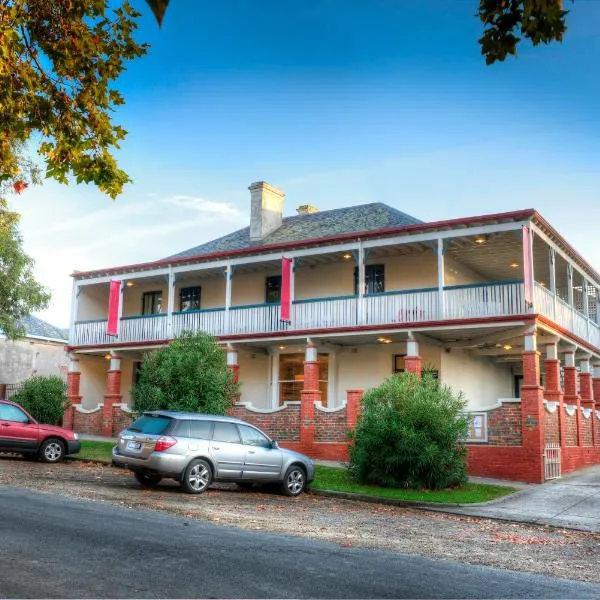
[107,280,122,337]
[280,257,293,323]
[522,226,533,307]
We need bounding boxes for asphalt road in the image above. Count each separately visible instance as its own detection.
[1,487,599,599]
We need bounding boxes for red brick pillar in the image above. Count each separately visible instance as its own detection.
[520,328,545,483]
[404,336,422,377]
[0,384,6,400]
[300,341,321,450]
[579,357,595,447]
[63,357,82,431]
[544,342,565,447]
[563,348,582,446]
[594,363,600,447]
[346,389,364,429]
[102,355,122,437]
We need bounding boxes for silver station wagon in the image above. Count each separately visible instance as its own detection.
[112,411,315,496]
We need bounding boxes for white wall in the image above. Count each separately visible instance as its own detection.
[237,351,270,408]
[0,339,68,383]
[79,356,107,410]
[440,348,513,409]
[77,284,109,321]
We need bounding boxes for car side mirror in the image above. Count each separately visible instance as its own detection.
[270,440,279,449]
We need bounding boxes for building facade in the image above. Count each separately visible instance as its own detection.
[65,181,600,482]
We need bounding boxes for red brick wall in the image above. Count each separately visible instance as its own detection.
[565,409,578,446]
[231,404,301,441]
[315,406,348,442]
[486,403,522,445]
[73,408,103,435]
[467,446,543,483]
[581,413,593,447]
[596,414,600,446]
[112,406,134,437]
[544,408,559,444]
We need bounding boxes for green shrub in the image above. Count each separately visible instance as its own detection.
[349,372,469,490]
[132,331,238,415]
[11,376,69,425]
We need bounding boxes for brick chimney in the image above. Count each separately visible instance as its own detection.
[249,181,285,241]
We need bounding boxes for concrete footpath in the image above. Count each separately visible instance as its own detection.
[79,434,600,533]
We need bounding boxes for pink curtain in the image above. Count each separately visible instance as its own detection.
[107,280,121,337]
[280,257,293,323]
[522,226,533,307]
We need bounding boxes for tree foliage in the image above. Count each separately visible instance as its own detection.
[0,201,50,339]
[0,0,148,198]
[349,372,470,490]
[12,375,69,425]
[132,331,238,415]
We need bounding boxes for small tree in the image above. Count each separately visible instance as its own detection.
[11,376,69,425]
[132,331,238,415]
[349,372,469,490]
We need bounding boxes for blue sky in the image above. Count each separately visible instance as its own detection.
[12,0,600,327]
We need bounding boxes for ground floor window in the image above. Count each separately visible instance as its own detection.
[278,352,329,406]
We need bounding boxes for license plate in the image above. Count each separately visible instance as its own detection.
[127,441,142,450]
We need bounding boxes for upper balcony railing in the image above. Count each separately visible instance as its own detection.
[72,280,535,346]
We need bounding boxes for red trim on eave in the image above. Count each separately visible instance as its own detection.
[72,208,536,279]
[66,314,535,352]
[536,315,600,356]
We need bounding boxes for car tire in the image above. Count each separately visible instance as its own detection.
[134,472,162,488]
[281,465,306,496]
[181,459,212,494]
[38,438,65,463]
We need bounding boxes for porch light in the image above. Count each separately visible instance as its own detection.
[503,344,513,351]
[377,337,392,344]
[104,353,111,360]
[343,253,352,260]
[510,262,519,268]
[474,236,486,245]
[126,281,134,287]
[279,345,286,350]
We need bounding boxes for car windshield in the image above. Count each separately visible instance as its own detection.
[127,415,172,435]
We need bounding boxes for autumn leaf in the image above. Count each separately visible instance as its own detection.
[13,181,28,194]
[145,0,170,26]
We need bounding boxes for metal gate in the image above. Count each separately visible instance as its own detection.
[544,443,561,480]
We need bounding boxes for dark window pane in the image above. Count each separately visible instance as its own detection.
[212,422,241,443]
[354,265,385,295]
[171,420,190,438]
[189,420,212,440]
[265,276,282,303]
[239,424,270,448]
[180,286,201,311]
[127,415,171,435]
[142,291,163,315]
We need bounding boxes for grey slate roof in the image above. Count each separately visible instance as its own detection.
[166,202,422,260]
[20,316,68,342]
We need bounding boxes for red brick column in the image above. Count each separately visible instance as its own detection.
[580,358,596,448]
[300,341,321,450]
[404,336,422,377]
[520,330,545,483]
[63,357,82,431]
[346,389,364,429]
[563,348,582,446]
[102,356,122,437]
[544,343,565,447]
[593,362,600,410]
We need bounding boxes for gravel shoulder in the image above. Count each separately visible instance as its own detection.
[1,455,599,584]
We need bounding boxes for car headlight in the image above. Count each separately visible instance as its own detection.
[73,433,79,440]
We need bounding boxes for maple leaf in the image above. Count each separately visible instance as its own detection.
[13,180,28,194]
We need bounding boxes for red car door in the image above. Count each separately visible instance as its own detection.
[0,402,39,453]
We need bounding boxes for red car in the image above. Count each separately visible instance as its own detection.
[0,399,80,462]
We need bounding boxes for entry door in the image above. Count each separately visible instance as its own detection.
[238,424,282,480]
[0,403,38,452]
[209,422,245,479]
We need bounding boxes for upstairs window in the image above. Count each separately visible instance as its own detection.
[141,291,162,315]
[354,264,385,295]
[179,286,201,311]
[265,275,282,304]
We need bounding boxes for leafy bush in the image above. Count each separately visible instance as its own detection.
[132,331,238,415]
[349,372,469,490]
[11,376,69,425]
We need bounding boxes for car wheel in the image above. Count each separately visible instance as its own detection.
[281,465,306,496]
[134,472,162,488]
[39,438,65,463]
[181,459,212,494]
